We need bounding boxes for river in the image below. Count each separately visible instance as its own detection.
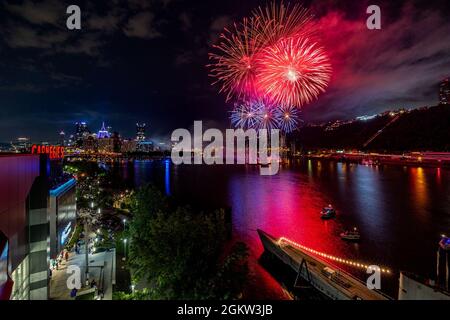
[113,159,450,299]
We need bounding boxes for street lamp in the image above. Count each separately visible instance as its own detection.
[123,238,127,260]
[123,219,127,229]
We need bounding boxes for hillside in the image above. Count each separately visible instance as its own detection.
[294,105,450,152]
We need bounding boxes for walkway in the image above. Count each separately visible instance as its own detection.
[49,244,116,300]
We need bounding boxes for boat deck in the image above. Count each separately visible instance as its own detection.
[258,229,391,300]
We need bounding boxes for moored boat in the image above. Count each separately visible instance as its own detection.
[439,235,450,251]
[321,205,336,219]
[340,228,361,241]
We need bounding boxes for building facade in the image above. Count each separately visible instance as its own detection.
[49,179,77,259]
[75,122,90,146]
[0,154,76,300]
[136,123,146,142]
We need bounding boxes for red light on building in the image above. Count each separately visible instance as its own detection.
[31,145,65,160]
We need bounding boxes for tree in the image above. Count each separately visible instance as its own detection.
[126,185,249,300]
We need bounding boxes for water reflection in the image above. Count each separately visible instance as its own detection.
[165,159,171,196]
[409,167,430,220]
[120,159,450,298]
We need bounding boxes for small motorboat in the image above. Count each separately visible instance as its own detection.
[439,235,450,251]
[340,228,361,241]
[320,205,336,219]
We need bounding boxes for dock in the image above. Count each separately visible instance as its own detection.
[257,229,391,300]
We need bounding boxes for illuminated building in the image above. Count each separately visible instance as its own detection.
[0,155,47,300]
[97,138,114,153]
[137,140,154,152]
[59,130,66,146]
[135,123,154,152]
[10,137,30,153]
[82,135,98,153]
[440,78,450,105]
[136,123,146,142]
[48,179,76,260]
[121,139,137,153]
[112,132,122,153]
[75,122,90,146]
[97,137,137,154]
[97,122,111,139]
[67,134,75,147]
[0,154,76,300]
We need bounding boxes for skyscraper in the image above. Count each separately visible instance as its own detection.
[136,123,146,141]
[75,122,90,146]
[439,78,450,105]
[97,122,111,139]
[59,130,66,146]
[112,132,122,153]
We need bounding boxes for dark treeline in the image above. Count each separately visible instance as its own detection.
[293,105,450,152]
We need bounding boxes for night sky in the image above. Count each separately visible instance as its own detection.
[0,0,449,143]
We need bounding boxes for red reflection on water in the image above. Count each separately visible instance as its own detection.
[125,160,450,299]
[437,168,441,185]
[229,166,356,298]
[228,162,402,297]
[409,167,429,218]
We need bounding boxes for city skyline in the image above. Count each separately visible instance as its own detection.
[0,0,449,142]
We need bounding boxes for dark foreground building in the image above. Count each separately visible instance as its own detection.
[0,154,76,300]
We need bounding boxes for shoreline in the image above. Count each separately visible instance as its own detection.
[297,152,450,168]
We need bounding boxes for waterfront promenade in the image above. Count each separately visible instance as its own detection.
[49,245,116,300]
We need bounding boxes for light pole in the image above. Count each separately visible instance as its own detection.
[123,238,127,260]
[84,219,90,284]
[80,206,95,285]
[123,219,127,230]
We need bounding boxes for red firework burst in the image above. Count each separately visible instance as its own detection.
[208,2,332,108]
[251,2,314,46]
[257,36,332,107]
[208,18,261,101]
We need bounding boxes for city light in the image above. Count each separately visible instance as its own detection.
[278,237,391,274]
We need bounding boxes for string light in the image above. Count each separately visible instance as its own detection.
[278,237,391,274]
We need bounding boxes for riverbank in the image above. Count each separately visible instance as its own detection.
[301,151,450,168]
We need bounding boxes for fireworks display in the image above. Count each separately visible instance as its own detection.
[209,2,331,133]
[258,101,278,130]
[208,18,261,102]
[257,37,332,107]
[274,105,302,134]
[230,101,263,129]
[230,101,302,134]
[251,2,313,47]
